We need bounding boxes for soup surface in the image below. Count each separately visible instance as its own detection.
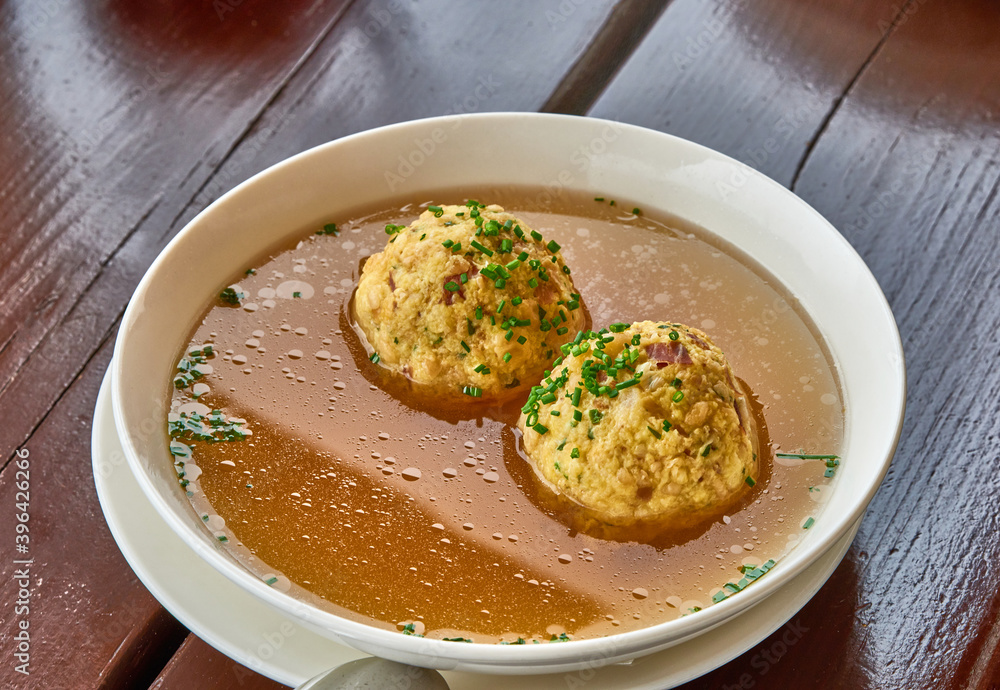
[167,188,844,643]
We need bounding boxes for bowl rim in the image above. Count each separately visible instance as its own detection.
[111,111,906,669]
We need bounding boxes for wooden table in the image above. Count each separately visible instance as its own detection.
[2,1,997,687]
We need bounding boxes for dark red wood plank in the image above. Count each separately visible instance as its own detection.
[0,1,355,688]
[149,635,284,690]
[0,0,354,464]
[0,337,188,689]
[787,4,1000,686]
[591,0,902,187]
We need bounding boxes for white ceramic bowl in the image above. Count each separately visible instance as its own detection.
[111,113,905,675]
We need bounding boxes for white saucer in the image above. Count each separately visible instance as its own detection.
[92,367,857,689]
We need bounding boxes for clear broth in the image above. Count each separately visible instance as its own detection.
[169,188,844,642]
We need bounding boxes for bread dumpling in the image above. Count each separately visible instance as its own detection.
[354,202,586,402]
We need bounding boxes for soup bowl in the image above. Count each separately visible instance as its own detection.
[111,113,904,674]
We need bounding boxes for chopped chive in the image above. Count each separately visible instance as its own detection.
[802,517,815,529]
[632,207,641,215]
[512,296,523,306]
[428,205,444,217]
[668,330,679,341]
[701,445,712,457]
[444,281,460,292]
[530,230,543,242]
[475,306,483,319]
[533,423,549,434]
[219,287,243,305]
[293,291,301,298]
[745,476,756,487]
[451,242,462,252]
[609,323,628,333]
[589,409,602,424]
[461,340,471,353]
[672,390,684,403]
[442,239,454,247]
[672,377,682,388]
[662,419,672,432]
[594,197,604,202]
[505,330,514,341]
[648,425,662,439]
[470,240,494,256]
[495,278,506,289]
[370,352,380,364]
[462,385,483,398]
[550,410,561,416]
[546,240,561,253]
[500,238,513,253]
[570,448,580,459]
[528,278,538,288]
[556,327,568,335]
[265,576,278,585]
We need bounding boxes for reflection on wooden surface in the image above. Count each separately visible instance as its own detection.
[1,0,998,687]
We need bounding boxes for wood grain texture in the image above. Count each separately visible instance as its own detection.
[3,0,1000,687]
[591,0,905,187]
[0,0,354,467]
[0,337,189,689]
[789,2,1000,686]
[149,635,284,690]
